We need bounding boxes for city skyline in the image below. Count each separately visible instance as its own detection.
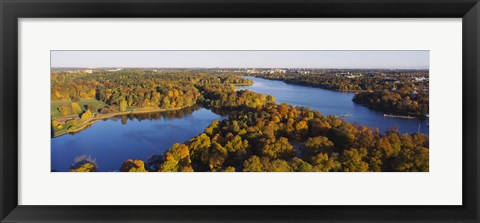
[51,51,430,69]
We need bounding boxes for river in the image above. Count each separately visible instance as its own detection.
[240,76,429,135]
[51,107,225,172]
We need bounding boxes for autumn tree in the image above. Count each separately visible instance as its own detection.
[243,155,264,172]
[119,100,128,112]
[71,102,83,115]
[120,159,147,172]
[260,137,294,160]
[341,148,369,172]
[80,109,93,122]
[160,143,193,172]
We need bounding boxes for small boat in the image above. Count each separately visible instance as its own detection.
[384,114,416,119]
[334,113,352,117]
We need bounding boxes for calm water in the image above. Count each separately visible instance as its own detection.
[240,77,429,135]
[51,107,225,172]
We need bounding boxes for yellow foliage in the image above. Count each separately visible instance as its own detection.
[54,91,62,98]
[120,159,147,172]
[80,109,93,122]
[119,100,127,112]
[272,116,281,123]
[70,163,97,172]
[71,102,82,114]
[295,120,308,131]
[52,120,59,128]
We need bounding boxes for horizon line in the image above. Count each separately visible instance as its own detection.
[51,67,430,70]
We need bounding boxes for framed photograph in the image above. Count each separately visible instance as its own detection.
[1,0,479,222]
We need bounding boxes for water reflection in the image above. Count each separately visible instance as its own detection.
[51,106,225,172]
[113,105,202,125]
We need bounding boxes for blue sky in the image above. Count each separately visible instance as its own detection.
[51,51,429,69]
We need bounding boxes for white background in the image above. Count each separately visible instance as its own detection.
[18,19,462,205]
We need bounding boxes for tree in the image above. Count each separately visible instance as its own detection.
[311,152,341,172]
[159,153,179,172]
[303,136,334,157]
[224,135,249,153]
[159,144,193,172]
[267,159,292,172]
[341,148,369,172]
[51,120,63,129]
[58,103,72,116]
[80,109,93,122]
[208,142,228,171]
[162,97,171,108]
[71,102,83,115]
[119,100,127,112]
[70,163,97,172]
[222,166,236,172]
[204,120,219,136]
[70,155,98,172]
[120,159,147,172]
[260,137,294,159]
[243,155,264,172]
[290,157,313,172]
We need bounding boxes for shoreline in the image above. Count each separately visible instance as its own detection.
[246,75,365,93]
[52,105,195,138]
[352,100,428,119]
[248,76,428,118]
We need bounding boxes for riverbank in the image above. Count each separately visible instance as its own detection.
[352,99,428,119]
[246,76,428,118]
[248,76,367,93]
[52,105,195,138]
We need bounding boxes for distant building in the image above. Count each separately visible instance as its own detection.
[268,69,286,74]
[106,68,122,72]
[346,74,359,79]
[414,77,428,82]
[299,70,310,74]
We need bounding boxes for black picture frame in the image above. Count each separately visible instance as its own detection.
[1,0,479,222]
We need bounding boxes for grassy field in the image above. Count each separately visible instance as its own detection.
[51,98,107,118]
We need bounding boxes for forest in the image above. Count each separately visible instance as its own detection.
[251,71,429,117]
[54,69,429,172]
[50,69,252,136]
